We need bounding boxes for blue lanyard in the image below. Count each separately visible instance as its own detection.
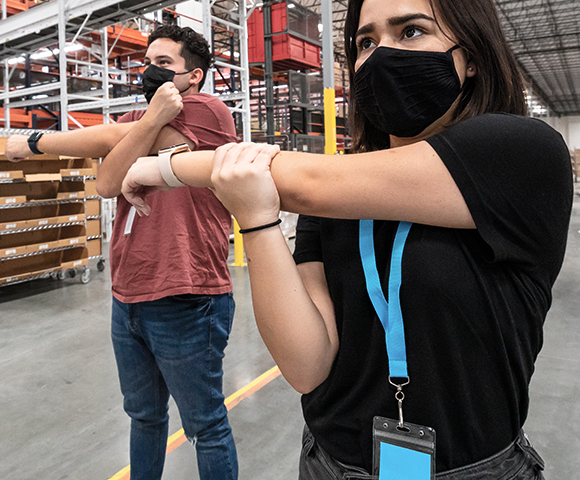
[359,220,412,380]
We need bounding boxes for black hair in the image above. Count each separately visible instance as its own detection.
[148,25,214,89]
[344,0,527,152]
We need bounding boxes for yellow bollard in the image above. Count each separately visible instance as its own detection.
[231,217,247,267]
[324,87,337,155]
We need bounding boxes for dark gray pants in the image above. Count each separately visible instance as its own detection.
[299,426,545,480]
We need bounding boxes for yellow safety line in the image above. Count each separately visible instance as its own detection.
[107,466,130,480]
[107,365,281,480]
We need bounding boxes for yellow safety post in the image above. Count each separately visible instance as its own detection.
[231,217,247,267]
[324,87,337,155]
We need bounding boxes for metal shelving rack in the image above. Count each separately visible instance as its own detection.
[0,1,254,251]
[0,0,252,137]
[0,136,105,286]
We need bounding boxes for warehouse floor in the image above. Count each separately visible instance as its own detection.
[2,191,580,480]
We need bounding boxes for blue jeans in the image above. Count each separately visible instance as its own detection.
[111,293,237,480]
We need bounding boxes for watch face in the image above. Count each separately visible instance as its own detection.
[158,143,190,155]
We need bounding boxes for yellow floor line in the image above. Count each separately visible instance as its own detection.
[107,365,281,480]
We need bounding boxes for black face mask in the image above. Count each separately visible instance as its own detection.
[353,45,462,138]
[141,64,194,104]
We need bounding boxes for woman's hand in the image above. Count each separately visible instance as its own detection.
[121,156,173,216]
[211,142,281,229]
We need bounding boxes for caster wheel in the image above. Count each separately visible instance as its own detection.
[81,268,91,284]
[97,259,105,272]
[57,270,67,280]
[68,269,76,278]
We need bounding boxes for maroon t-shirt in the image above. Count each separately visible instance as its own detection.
[110,93,236,303]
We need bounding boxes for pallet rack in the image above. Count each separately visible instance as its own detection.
[0,136,103,287]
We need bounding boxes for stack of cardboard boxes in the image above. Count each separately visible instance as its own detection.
[0,137,102,286]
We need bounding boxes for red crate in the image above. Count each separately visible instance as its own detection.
[248,2,321,70]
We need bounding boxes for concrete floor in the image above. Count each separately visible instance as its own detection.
[1,192,580,480]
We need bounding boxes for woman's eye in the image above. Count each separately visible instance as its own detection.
[403,26,422,39]
[358,37,375,51]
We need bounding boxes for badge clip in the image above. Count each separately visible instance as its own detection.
[389,376,410,429]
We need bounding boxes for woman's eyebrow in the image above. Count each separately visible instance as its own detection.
[388,13,435,27]
[355,13,436,41]
[354,23,375,41]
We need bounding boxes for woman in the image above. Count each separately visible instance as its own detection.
[122,0,572,477]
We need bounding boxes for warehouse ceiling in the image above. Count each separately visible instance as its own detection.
[294,0,580,117]
[1,0,579,116]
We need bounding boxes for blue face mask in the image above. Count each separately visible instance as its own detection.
[353,45,462,138]
[141,64,194,103]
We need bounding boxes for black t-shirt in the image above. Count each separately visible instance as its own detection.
[293,113,573,473]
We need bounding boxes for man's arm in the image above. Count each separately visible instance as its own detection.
[96,82,192,198]
[5,122,137,161]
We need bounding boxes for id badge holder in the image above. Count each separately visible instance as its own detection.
[372,416,436,480]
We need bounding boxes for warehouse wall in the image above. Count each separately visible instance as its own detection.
[565,116,580,150]
[544,115,580,150]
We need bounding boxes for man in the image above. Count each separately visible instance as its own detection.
[6,25,238,480]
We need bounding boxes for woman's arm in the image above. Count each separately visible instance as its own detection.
[123,140,473,228]
[209,142,338,393]
[244,231,338,393]
[270,141,474,228]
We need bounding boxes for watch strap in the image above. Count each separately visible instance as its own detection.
[28,132,44,155]
[158,150,187,188]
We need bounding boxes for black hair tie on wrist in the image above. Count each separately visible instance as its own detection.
[238,218,282,234]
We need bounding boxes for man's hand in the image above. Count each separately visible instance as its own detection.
[121,156,173,216]
[5,135,33,162]
[143,82,183,128]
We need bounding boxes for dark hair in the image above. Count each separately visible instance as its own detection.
[344,0,527,152]
[148,25,214,89]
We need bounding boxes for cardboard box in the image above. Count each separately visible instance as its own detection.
[1,244,28,258]
[87,238,102,257]
[0,220,28,232]
[0,251,62,284]
[10,182,59,202]
[58,236,87,248]
[60,247,89,269]
[0,196,26,205]
[28,240,59,254]
[60,168,93,177]
[61,257,89,270]
[0,170,24,180]
[25,173,62,182]
[0,213,86,233]
[85,199,101,217]
[85,180,98,197]
[56,191,85,200]
[86,219,100,237]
